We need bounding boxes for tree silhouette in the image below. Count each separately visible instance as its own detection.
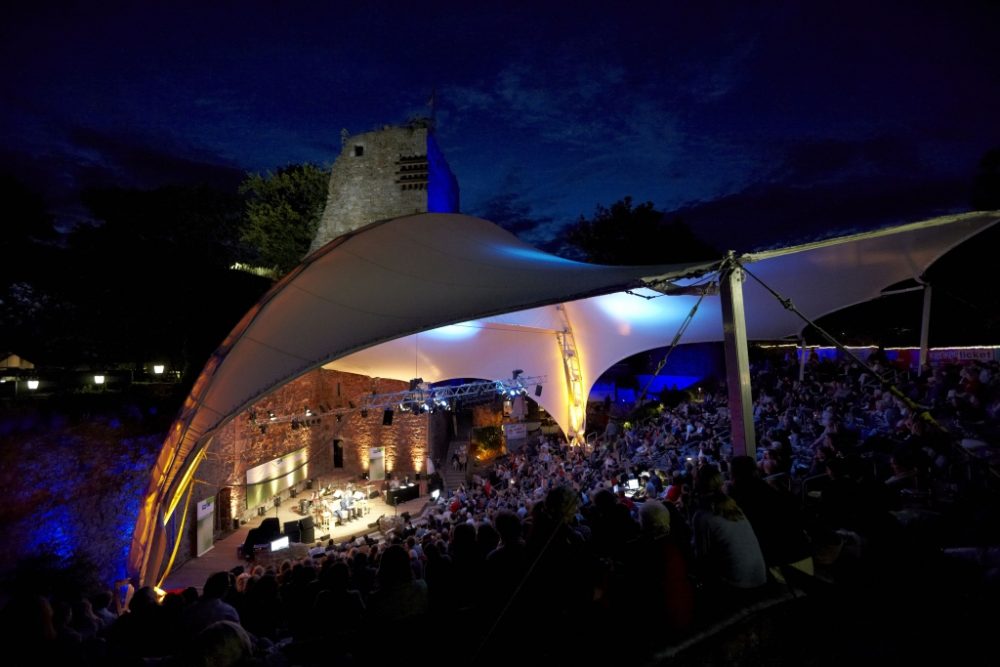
[971,147,1000,210]
[562,196,720,265]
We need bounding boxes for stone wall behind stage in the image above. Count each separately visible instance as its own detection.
[194,369,427,549]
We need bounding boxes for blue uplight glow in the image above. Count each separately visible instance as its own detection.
[594,289,676,322]
[426,133,460,213]
[636,374,703,392]
[13,428,161,589]
[498,246,585,266]
[422,321,482,340]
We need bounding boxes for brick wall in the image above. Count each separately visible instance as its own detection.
[190,368,428,548]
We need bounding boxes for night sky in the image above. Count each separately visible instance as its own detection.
[3,1,998,251]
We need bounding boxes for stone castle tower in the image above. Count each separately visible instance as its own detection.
[309,118,460,253]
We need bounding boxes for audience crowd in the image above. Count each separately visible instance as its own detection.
[3,351,999,666]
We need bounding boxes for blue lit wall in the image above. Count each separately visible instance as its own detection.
[426,132,460,213]
[8,423,161,589]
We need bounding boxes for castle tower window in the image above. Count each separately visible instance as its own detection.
[354,145,364,157]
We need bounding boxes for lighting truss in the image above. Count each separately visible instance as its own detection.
[360,375,546,414]
[253,375,546,426]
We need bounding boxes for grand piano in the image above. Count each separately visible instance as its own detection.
[385,482,419,506]
[239,517,281,560]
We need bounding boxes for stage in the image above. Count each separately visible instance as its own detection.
[160,479,431,593]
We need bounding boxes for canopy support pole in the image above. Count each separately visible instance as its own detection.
[798,336,807,382]
[919,282,932,371]
[721,258,756,459]
[555,305,586,445]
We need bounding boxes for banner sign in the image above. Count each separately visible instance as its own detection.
[503,422,527,439]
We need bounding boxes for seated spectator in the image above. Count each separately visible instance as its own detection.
[365,544,429,624]
[180,620,253,667]
[728,456,812,572]
[183,571,241,641]
[619,500,695,640]
[691,466,768,602]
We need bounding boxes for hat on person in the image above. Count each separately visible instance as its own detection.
[664,485,682,503]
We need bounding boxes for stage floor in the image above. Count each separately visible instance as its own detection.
[160,483,430,593]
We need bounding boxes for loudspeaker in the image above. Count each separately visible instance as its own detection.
[300,522,315,544]
[300,516,314,530]
[284,520,300,535]
[382,409,394,426]
[260,518,281,541]
[535,384,543,396]
[286,528,301,543]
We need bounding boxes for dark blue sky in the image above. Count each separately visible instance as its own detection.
[3,1,998,251]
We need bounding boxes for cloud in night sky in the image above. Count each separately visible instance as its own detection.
[1,1,998,247]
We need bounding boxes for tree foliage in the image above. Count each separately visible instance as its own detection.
[57,184,266,370]
[563,196,720,265]
[971,146,1000,210]
[238,163,328,275]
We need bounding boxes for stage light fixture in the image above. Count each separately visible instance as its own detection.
[535,384,543,396]
[512,369,523,379]
[383,409,394,426]
[409,377,424,391]
[268,411,276,421]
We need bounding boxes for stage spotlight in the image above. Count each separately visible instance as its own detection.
[409,377,424,391]
[268,411,276,421]
[535,384,543,396]
[512,369,523,379]
[304,406,313,416]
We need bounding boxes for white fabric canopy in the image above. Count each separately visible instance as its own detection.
[327,211,999,434]
[131,209,998,585]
